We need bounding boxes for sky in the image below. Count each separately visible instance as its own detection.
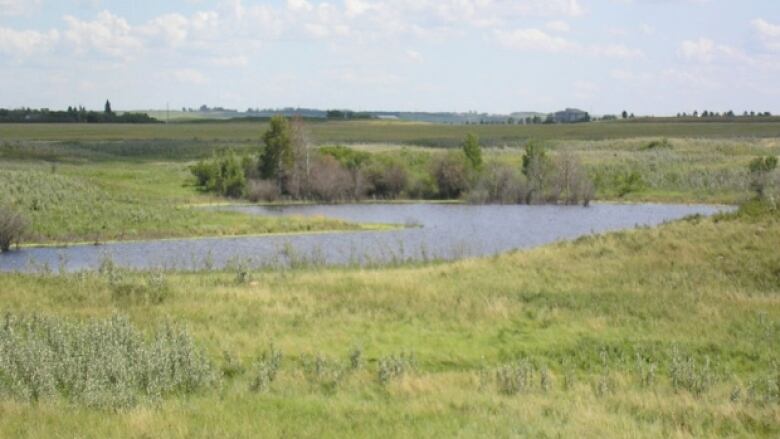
[1,0,779,115]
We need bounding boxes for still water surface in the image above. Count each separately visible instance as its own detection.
[0,203,728,272]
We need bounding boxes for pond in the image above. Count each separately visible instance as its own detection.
[0,203,730,272]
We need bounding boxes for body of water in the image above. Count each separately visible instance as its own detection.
[0,203,729,272]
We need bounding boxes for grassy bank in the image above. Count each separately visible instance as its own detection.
[0,203,778,437]
[0,161,363,245]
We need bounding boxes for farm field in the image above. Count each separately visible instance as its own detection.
[3,119,780,145]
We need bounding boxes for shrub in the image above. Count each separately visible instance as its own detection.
[189,159,218,187]
[749,155,778,198]
[319,145,371,170]
[615,170,645,197]
[377,352,416,385]
[246,179,280,202]
[189,149,247,198]
[0,313,215,408]
[432,152,470,199]
[551,152,595,206]
[366,161,409,199]
[669,347,715,397]
[642,138,673,150]
[495,359,533,395]
[221,351,245,379]
[307,155,355,202]
[249,344,283,392]
[471,162,526,204]
[0,205,28,252]
[303,353,346,392]
[349,347,363,370]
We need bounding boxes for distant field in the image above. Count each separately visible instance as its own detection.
[3,120,780,146]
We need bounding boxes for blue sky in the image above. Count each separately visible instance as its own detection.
[1,0,779,114]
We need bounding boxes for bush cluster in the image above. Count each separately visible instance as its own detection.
[0,204,28,252]
[190,118,596,205]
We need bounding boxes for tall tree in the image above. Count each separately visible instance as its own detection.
[259,115,293,189]
[522,141,551,203]
[462,133,483,171]
[287,115,312,197]
[104,100,112,114]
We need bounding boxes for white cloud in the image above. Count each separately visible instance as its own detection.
[0,26,59,56]
[211,55,248,67]
[496,28,643,59]
[678,38,715,62]
[63,11,143,58]
[546,20,570,32]
[287,0,314,13]
[590,44,643,59]
[495,28,572,52]
[0,0,41,16]
[610,69,653,83]
[752,18,780,51]
[678,38,752,64]
[141,14,190,47]
[344,0,371,18]
[406,49,423,63]
[171,68,208,85]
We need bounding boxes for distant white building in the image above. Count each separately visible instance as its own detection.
[553,108,589,123]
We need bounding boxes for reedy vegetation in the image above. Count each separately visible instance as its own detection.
[0,165,360,246]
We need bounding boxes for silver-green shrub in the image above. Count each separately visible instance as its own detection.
[0,313,215,408]
[377,352,416,385]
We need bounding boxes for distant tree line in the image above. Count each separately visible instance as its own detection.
[675,110,772,118]
[325,110,375,120]
[190,116,595,206]
[0,101,158,123]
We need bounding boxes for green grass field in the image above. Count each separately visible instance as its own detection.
[0,204,778,437]
[3,119,780,146]
[0,121,778,437]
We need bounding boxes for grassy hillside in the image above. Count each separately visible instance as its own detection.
[0,204,778,437]
[3,120,780,145]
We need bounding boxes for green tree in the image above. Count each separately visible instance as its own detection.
[216,150,247,198]
[521,141,547,178]
[104,100,112,114]
[462,133,483,172]
[522,141,551,203]
[259,115,293,186]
